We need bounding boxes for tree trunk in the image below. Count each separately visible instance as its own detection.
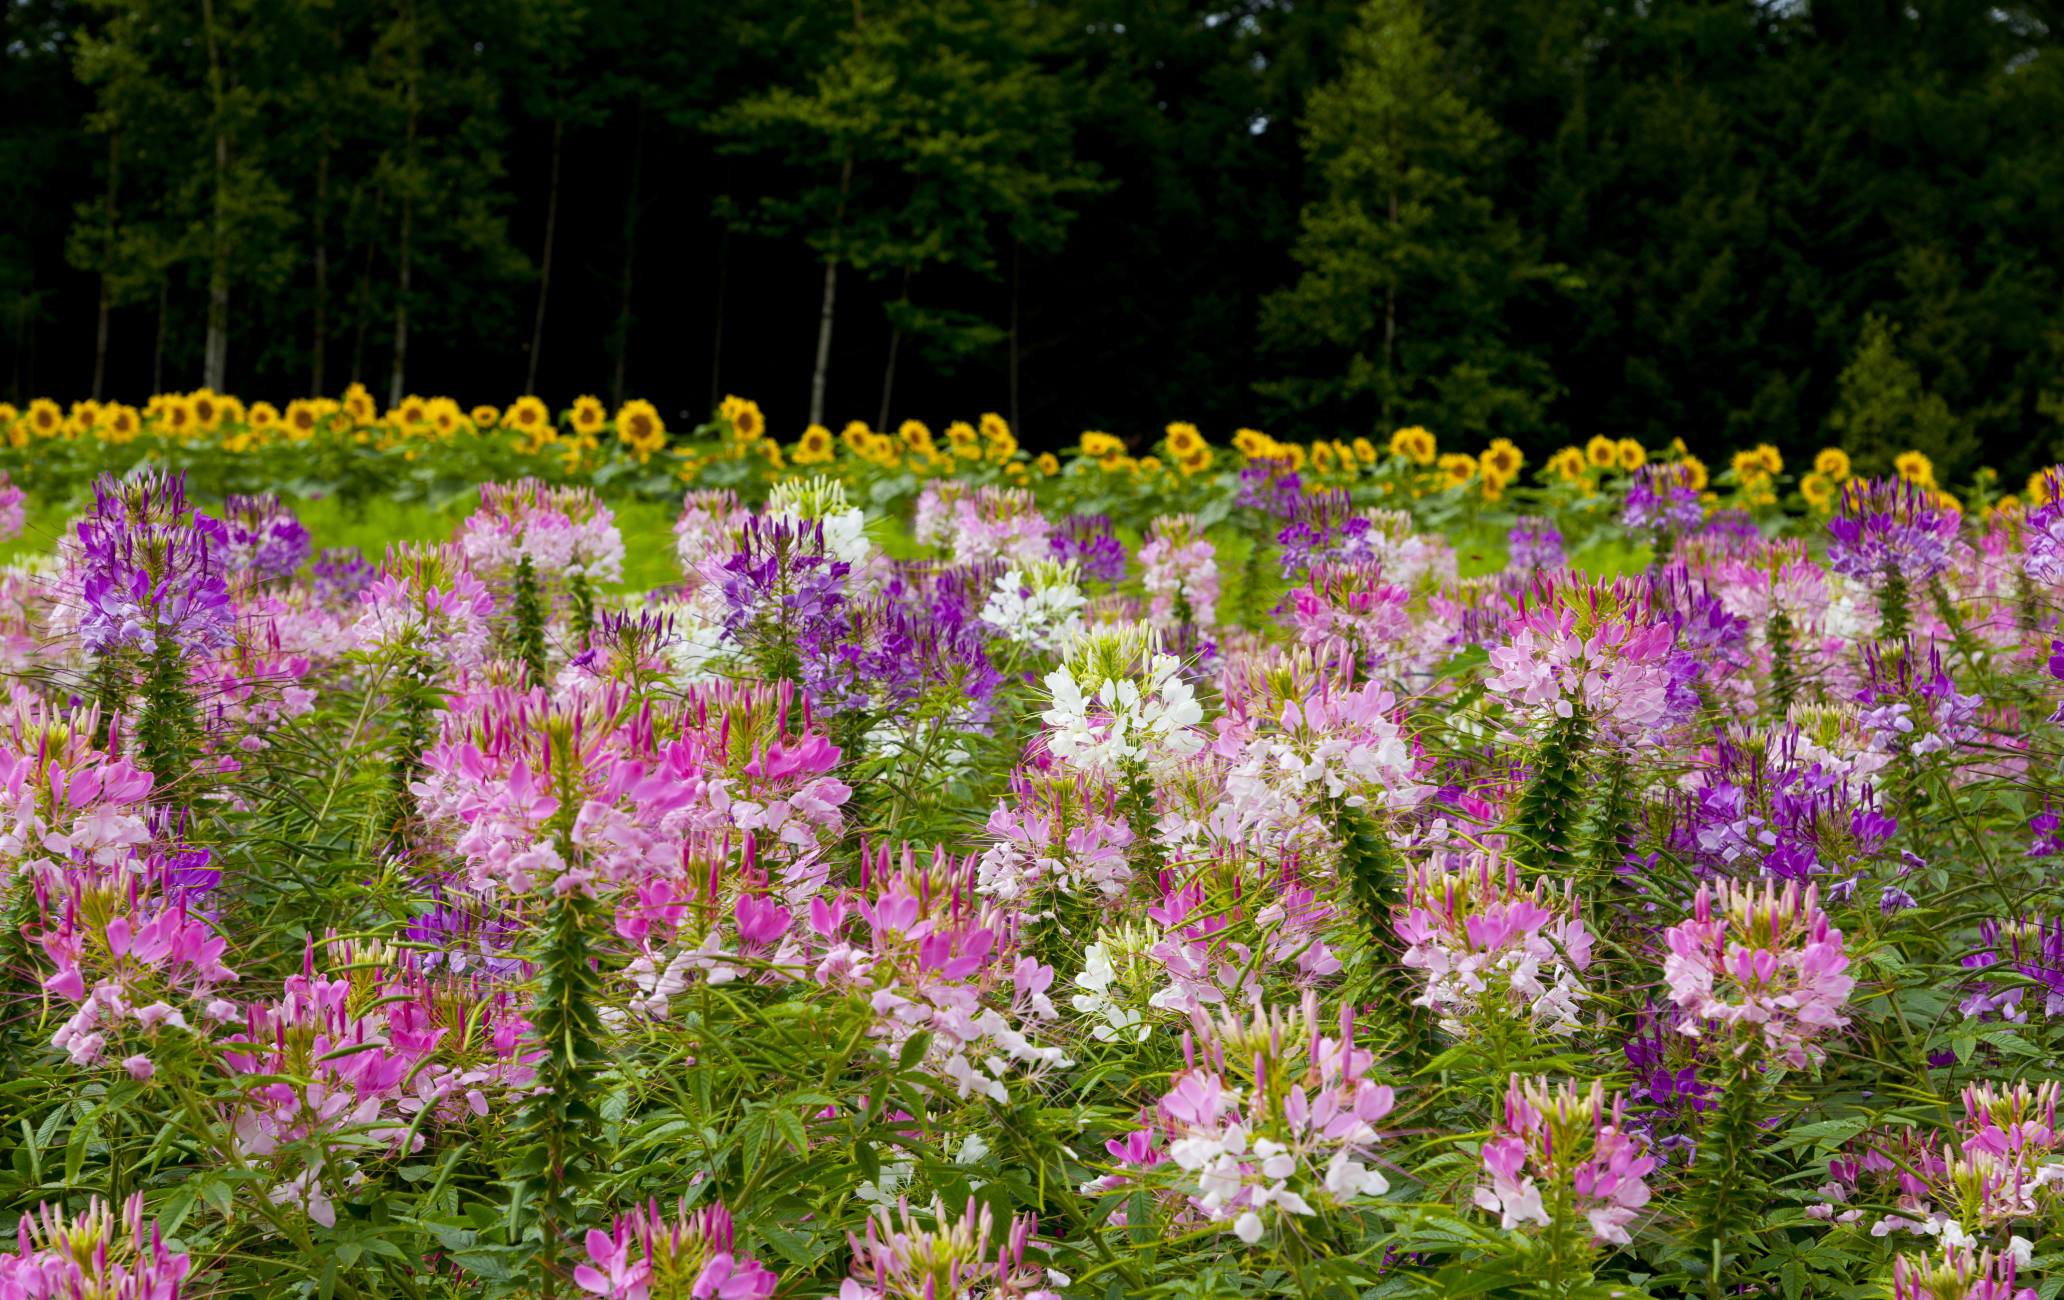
[388,195,412,409]
[312,147,329,396]
[200,0,230,392]
[1381,186,1398,425]
[709,223,730,411]
[388,12,418,411]
[610,108,646,408]
[92,133,119,401]
[349,193,382,386]
[152,280,167,395]
[808,156,855,429]
[1008,237,1020,440]
[526,117,565,396]
[877,264,911,434]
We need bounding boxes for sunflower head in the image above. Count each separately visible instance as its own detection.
[26,399,63,438]
[1678,455,1710,491]
[1080,431,1124,460]
[1894,449,1935,487]
[1232,428,1272,459]
[570,395,607,435]
[1547,447,1586,481]
[248,401,280,431]
[507,395,552,445]
[1165,422,1205,458]
[1350,437,1378,465]
[796,424,836,464]
[342,384,377,425]
[979,412,1010,444]
[428,397,463,435]
[1310,442,1338,474]
[1436,452,1477,488]
[471,405,501,429]
[616,399,666,454]
[1800,472,1834,510]
[1813,447,1850,480]
[104,404,140,442]
[1388,426,1437,465]
[1614,439,1646,471]
[899,419,936,453]
[188,390,223,430]
[1138,456,1163,473]
[285,400,320,438]
[1177,445,1214,477]
[1585,434,1618,468]
[718,395,764,443]
[945,420,979,448]
[840,421,874,455]
[158,395,194,436]
[1035,452,1060,476]
[1480,438,1523,482]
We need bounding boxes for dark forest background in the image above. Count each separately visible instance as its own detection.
[4,0,2063,477]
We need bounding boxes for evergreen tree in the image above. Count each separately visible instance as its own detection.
[1826,312,1976,480]
[1257,0,1562,442]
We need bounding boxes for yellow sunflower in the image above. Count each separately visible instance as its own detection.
[506,395,553,446]
[1177,445,1214,477]
[985,424,1018,462]
[1436,452,1477,488]
[1138,456,1163,473]
[795,424,836,464]
[1232,428,1272,459]
[25,398,64,439]
[1992,494,2022,517]
[616,399,666,458]
[1800,472,1834,510]
[1311,442,1338,474]
[1080,431,1124,459]
[394,394,429,427]
[979,412,1011,444]
[840,421,874,456]
[471,405,501,428]
[1585,435,1618,468]
[248,401,280,432]
[1351,437,1378,465]
[1166,422,1206,459]
[1894,450,1935,487]
[1480,438,1523,482]
[718,395,764,443]
[428,397,466,437]
[1388,426,1437,465]
[188,389,224,431]
[156,394,194,439]
[1815,447,1852,480]
[284,400,322,439]
[893,419,933,455]
[341,383,377,425]
[1678,455,1710,492]
[943,420,979,456]
[1615,439,1647,471]
[0,403,15,447]
[570,394,608,437]
[2027,469,2057,506]
[1035,452,1060,476]
[1547,447,1586,481]
[217,395,247,428]
[102,403,141,442]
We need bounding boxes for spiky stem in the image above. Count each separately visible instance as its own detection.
[512,554,549,685]
[1511,708,1593,876]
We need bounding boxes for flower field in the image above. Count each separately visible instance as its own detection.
[0,388,2062,1300]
